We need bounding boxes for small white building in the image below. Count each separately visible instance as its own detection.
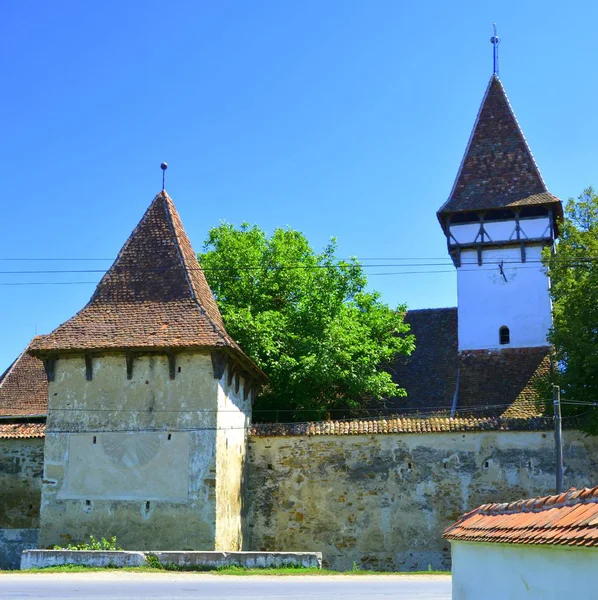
[445,486,598,600]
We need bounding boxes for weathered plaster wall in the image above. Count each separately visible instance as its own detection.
[246,430,598,571]
[0,437,44,529]
[452,541,598,600]
[214,368,252,551]
[40,352,221,550]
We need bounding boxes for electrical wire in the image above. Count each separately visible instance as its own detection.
[0,260,569,275]
[43,402,543,415]
[0,261,569,288]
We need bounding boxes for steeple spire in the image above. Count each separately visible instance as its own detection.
[437,76,561,220]
[490,23,500,77]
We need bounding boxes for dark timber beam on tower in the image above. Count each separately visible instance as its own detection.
[211,350,228,380]
[514,210,527,263]
[43,357,56,382]
[167,351,176,380]
[85,353,93,381]
[126,351,135,380]
[227,362,236,387]
[243,377,251,401]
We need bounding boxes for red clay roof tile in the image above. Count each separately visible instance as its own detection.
[444,485,598,547]
[0,422,45,439]
[251,415,552,437]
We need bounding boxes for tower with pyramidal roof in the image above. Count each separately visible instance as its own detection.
[437,74,562,353]
[30,190,266,551]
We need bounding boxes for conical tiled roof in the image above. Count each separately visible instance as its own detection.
[438,75,561,217]
[30,192,246,357]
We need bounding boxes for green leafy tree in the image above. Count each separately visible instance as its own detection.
[199,223,414,421]
[544,187,598,432]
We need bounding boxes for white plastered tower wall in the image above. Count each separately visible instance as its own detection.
[453,235,554,352]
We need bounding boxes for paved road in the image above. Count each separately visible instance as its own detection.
[0,572,451,599]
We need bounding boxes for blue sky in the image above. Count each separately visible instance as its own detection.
[1,1,596,371]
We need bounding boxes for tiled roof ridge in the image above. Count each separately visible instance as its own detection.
[0,336,42,392]
[160,193,229,345]
[89,195,158,304]
[476,486,598,516]
[406,307,457,314]
[438,74,495,215]
[0,337,49,417]
[250,414,552,437]
[459,346,551,356]
[27,212,154,348]
[0,349,25,389]
[492,75,549,191]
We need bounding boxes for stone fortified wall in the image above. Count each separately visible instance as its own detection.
[0,437,44,568]
[245,428,598,571]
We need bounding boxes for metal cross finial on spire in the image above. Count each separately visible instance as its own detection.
[161,162,168,191]
[490,23,501,77]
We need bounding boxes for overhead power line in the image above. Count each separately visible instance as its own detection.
[0,260,568,276]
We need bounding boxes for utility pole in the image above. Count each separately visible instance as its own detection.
[553,385,564,493]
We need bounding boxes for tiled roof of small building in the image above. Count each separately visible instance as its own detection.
[438,75,561,218]
[0,422,45,439]
[30,191,263,378]
[444,486,598,547]
[385,308,550,418]
[0,337,48,416]
[250,415,551,437]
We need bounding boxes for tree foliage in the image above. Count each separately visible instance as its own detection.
[199,223,414,421]
[544,187,598,432]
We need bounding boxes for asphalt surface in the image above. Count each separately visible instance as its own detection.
[0,572,452,599]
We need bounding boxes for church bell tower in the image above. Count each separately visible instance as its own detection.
[437,32,563,352]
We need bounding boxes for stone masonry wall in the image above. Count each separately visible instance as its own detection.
[0,437,44,529]
[0,437,44,568]
[245,430,598,571]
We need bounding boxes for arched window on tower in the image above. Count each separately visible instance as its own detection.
[499,326,510,345]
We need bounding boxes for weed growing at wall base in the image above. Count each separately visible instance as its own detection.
[51,536,122,551]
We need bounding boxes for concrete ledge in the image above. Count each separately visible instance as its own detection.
[21,550,322,570]
[150,551,322,569]
[21,550,146,570]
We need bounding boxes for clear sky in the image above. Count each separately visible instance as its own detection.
[1,0,596,371]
